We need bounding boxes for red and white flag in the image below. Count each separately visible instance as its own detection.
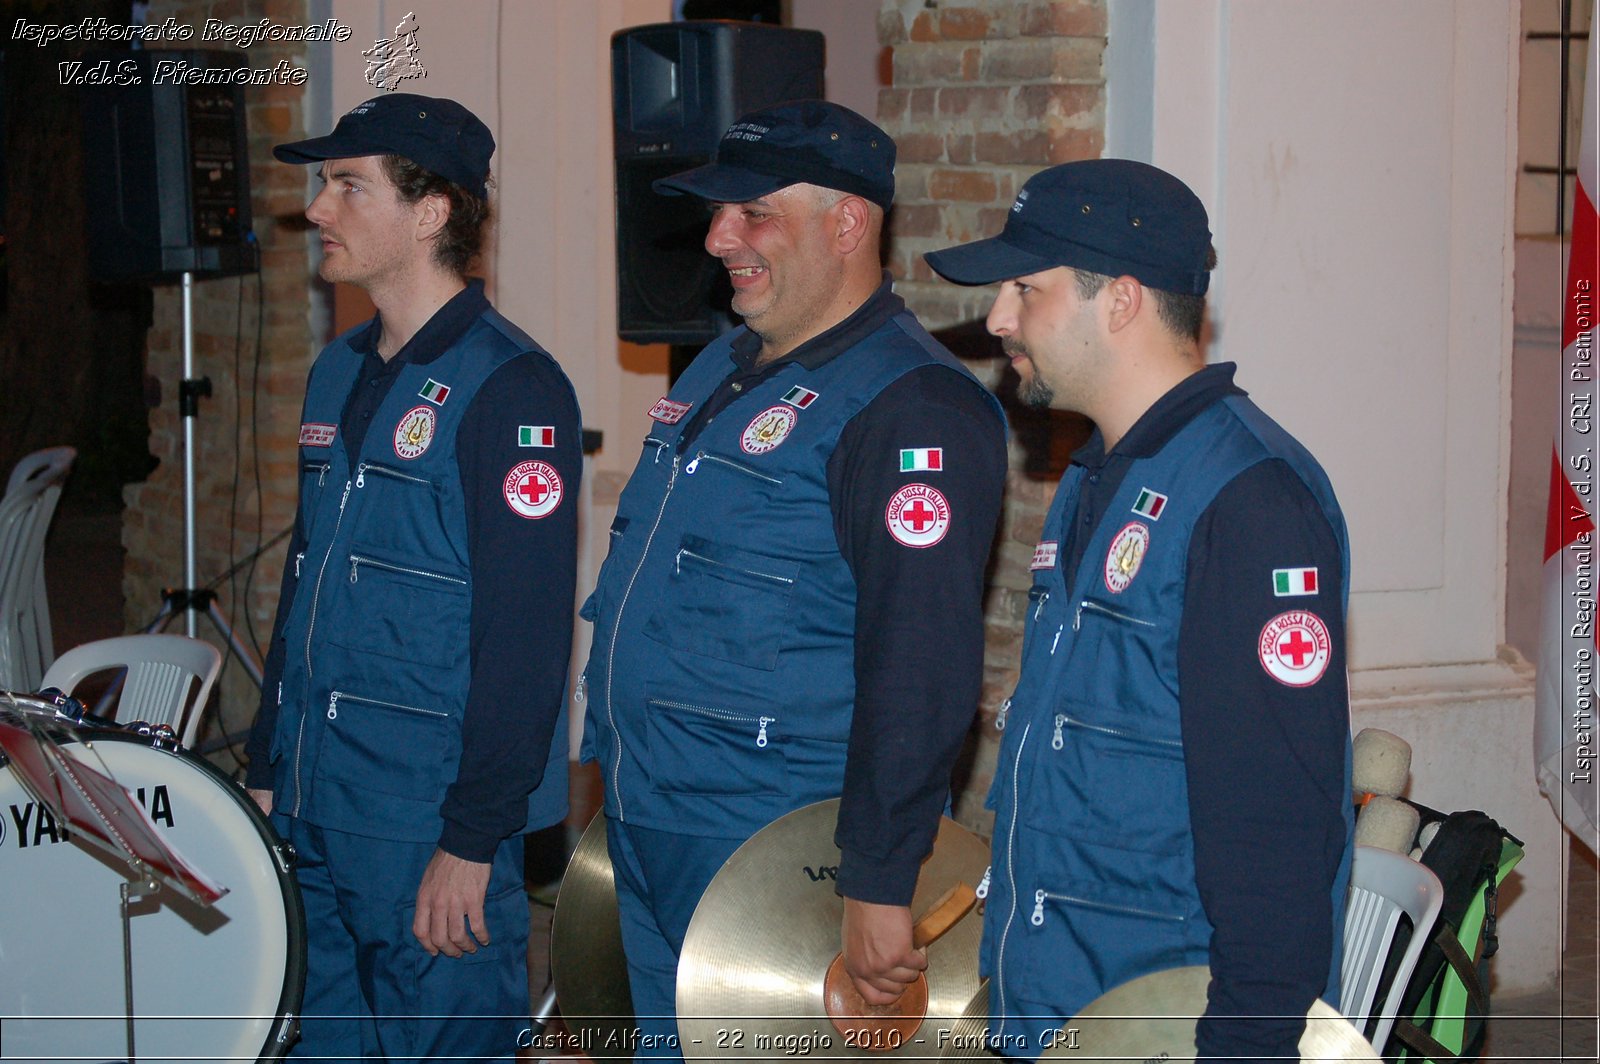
[1537,27,1600,852]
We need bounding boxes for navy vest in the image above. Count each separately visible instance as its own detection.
[268,312,568,842]
[981,395,1354,1052]
[580,312,1001,840]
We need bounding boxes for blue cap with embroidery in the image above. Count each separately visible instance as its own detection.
[925,159,1212,295]
[654,100,896,210]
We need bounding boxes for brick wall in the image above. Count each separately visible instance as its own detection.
[877,0,1106,833]
[124,0,317,769]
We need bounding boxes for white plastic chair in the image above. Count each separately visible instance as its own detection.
[0,447,75,689]
[42,634,222,748]
[1340,843,1446,1053]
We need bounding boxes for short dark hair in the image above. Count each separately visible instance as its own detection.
[381,155,491,277]
[1072,244,1217,342]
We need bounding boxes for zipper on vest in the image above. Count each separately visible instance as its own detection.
[294,551,305,579]
[673,547,795,586]
[995,719,1032,1035]
[976,865,992,900]
[355,461,432,489]
[574,671,586,704]
[294,477,352,817]
[1031,588,1050,621]
[683,450,784,485]
[1058,712,1183,750]
[1074,599,1157,631]
[1052,714,1066,750]
[604,453,684,821]
[302,459,331,487]
[1031,888,1187,927]
[652,698,777,748]
[996,696,1011,731]
[349,554,468,586]
[328,689,449,721]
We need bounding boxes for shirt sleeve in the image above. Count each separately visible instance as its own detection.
[1179,459,1350,1064]
[829,365,1007,904]
[437,352,583,861]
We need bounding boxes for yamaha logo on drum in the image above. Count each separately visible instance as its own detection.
[8,785,173,849]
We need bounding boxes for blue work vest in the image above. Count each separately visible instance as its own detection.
[268,313,569,843]
[580,313,1001,840]
[982,395,1354,1053]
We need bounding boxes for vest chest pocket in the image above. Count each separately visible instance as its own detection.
[642,534,799,671]
[327,552,469,669]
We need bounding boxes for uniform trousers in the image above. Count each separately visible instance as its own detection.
[279,817,529,1062]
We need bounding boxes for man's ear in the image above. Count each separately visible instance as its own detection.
[833,195,873,255]
[415,192,451,243]
[1103,275,1144,334]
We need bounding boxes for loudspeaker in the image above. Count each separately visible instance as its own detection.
[612,22,824,345]
[81,50,258,283]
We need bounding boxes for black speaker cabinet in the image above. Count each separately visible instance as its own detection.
[81,50,258,283]
[612,22,824,345]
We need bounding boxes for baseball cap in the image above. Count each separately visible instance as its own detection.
[925,159,1212,295]
[653,100,896,210]
[274,94,494,198]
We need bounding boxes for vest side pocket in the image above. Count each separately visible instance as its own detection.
[644,697,789,798]
[641,535,799,671]
[312,688,462,839]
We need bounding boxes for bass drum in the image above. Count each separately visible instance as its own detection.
[0,729,305,1063]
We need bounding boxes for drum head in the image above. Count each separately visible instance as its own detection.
[0,730,306,1063]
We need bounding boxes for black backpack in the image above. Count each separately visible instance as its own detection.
[1378,806,1523,1062]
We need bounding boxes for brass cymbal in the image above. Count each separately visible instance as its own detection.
[677,798,988,1060]
[549,811,637,1062]
[937,980,993,1062]
[1042,965,1380,1062]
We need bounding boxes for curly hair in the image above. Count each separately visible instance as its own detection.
[381,155,492,277]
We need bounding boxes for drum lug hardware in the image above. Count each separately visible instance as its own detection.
[275,1012,300,1044]
[273,841,299,874]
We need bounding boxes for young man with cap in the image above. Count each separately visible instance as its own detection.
[579,100,1007,1056]
[926,159,1353,1063]
[243,93,581,1061]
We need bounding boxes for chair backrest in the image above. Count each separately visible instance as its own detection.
[0,447,76,689]
[42,634,223,748]
[1340,844,1446,1052]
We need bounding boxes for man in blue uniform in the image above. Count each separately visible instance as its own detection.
[926,160,1353,1063]
[579,100,1007,1057]
[243,94,581,1062]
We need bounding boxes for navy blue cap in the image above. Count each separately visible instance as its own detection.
[653,100,896,210]
[925,160,1212,295]
[274,94,494,198]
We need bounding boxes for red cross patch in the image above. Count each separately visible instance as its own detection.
[1258,610,1332,687]
[885,483,951,548]
[503,460,564,519]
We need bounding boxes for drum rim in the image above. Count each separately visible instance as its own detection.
[21,726,309,1063]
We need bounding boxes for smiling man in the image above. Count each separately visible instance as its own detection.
[244,94,581,1062]
[578,100,1006,1058]
[927,160,1353,1063]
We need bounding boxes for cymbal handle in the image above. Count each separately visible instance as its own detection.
[910,882,977,949]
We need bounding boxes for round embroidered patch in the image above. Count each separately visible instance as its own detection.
[741,405,796,455]
[885,483,951,548]
[1103,522,1149,593]
[503,460,564,519]
[1258,610,1332,687]
[393,405,436,460]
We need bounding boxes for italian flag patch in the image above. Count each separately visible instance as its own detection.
[418,379,451,405]
[781,385,819,409]
[1273,567,1319,597]
[900,447,943,472]
[1131,487,1167,520]
[518,426,555,448]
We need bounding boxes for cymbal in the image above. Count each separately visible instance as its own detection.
[677,798,988,1060]
[937,980,993,1062]
[549,811,637,1062]
[1042,965,1380,1062]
